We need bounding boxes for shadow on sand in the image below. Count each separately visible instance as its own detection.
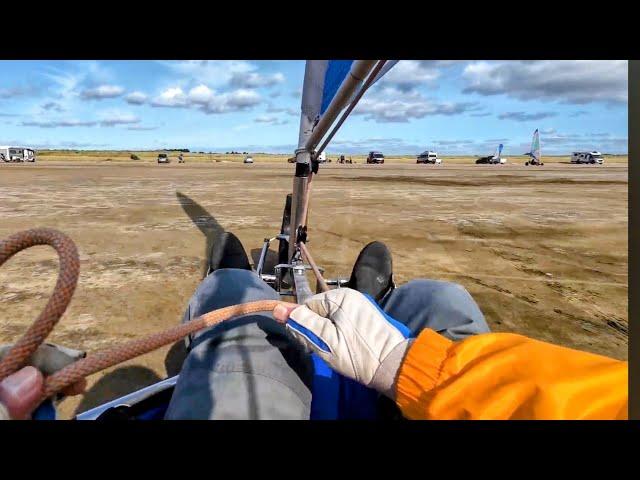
[250,247,278,274]
[72,192,295,418]
[176,191,226,278]
[73,365,162,416]
[165,340,188,377]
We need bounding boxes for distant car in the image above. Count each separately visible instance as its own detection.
[475,155,502,165]
[416,151,442,164]
[244,156,254,164]
[366,151,385,164]
[571,151,604,165]
[178,154,185,163]
[157,153,170,164]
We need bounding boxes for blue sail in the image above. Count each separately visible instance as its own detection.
[320,60,354,114]
[301,60,397,123]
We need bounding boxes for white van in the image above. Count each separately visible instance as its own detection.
[416,151,442,164]
[571,151,604,164]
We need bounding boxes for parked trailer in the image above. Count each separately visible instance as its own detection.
[1,146,36,162]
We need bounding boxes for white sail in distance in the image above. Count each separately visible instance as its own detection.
[530,129,541,161]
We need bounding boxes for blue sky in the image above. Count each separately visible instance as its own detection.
[0,60,628,155]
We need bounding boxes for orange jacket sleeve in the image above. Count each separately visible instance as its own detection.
[395,329,628,420]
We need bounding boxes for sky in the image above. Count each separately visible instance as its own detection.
[0,60,628,156]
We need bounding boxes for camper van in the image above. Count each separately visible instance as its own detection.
[0,146,36,162]
[571,151,604,165]
[416,151,442,164]
[23,148,36,162]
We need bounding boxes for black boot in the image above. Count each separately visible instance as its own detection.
[347,241,394,302]
[206,232,252,276]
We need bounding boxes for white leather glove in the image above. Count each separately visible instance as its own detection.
[273,288,413,399]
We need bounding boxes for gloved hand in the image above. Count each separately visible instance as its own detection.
[0,343,87,420]
[273,288,413,399]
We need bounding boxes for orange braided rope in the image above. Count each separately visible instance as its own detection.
[0,228,283,404]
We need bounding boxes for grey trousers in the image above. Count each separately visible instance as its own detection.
[164,269,489,420]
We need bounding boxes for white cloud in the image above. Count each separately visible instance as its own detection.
[254,115,288,125]
[160,60,256,86]
[266,104,297,116]
[354,87,480,123]
[5,139,110,149]
[187,84,214,104]
[22,119,98,128]
[498,111,557,121]
[22,110,139,128]
[125,91,148,105]
[380,60,444,91]
[202,89,261,113]
[127,125,158,131]
[80,84,125,100]
[151,85,261,113]
[98,110,140,126]
[151,87,188,107]
[534,131,628,153]
[231,72,285,88]
[462,61,628,104]
[225,89,261,108]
